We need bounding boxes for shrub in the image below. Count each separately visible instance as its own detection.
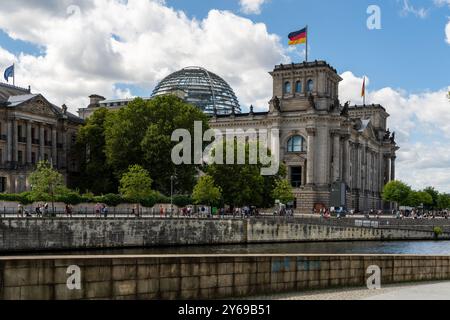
[433,226,443,238]
[99,194,123,207]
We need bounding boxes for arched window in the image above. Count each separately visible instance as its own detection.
[287,135,305,153]
[284,81,291,94]
[307,79,314,93]
[295,81,302,93]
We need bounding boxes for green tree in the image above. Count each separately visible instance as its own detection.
[119,165,153,203]
[407,190,433,208]
[382,180,411,207]
[437,193,450,210]
[272,179,295,204]
[105,95,209,195]
[29,161,68,215]
[192,175,222,207]
[207,140,284,208]
[76,107,117,194]
[424,186,439,209]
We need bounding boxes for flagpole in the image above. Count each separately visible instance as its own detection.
[363,76,366,106]
[305,25,309,62]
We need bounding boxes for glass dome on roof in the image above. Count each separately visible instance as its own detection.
[151,67,241,115]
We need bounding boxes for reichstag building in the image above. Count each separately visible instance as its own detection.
[1,60,398,212]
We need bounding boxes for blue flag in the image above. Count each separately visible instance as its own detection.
[4,64,14,82]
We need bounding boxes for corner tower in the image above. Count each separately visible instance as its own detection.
[269,60,343,112]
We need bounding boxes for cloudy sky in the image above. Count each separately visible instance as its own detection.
[0,0,449,192]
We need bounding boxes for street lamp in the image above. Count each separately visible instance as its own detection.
[170,175,175,217]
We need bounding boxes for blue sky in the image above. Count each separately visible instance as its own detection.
[0,0,449,192]
[166,0,450,93]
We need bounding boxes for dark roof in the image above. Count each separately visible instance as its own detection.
[349,104,386,112]
[273,60,338,74]
[0,82,31,101]
[215,111,269,119]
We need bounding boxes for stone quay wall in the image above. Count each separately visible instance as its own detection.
[0,218,447,253]
[1,254,450,300]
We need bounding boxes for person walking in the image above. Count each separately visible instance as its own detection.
[17,204,24,218]
[44,203,49,217]
[102,204,109,218]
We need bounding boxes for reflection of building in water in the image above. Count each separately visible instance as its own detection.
[0,83,83,193]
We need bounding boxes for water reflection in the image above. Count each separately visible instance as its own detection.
[7,241,450,256]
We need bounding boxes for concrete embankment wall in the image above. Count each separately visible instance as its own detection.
[0,218,447,252]
[1,254,450,300]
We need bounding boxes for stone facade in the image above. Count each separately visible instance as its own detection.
[209,61,399,213]
[1,254,450,300]
[0,83,83,193]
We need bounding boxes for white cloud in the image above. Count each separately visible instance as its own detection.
[340,72,450,192]
[239,0,268,15]
[446,20,450,44]
[400,0,429,18]
[0,0,288,111]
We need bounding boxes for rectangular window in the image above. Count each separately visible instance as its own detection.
[0,177,6,193]
[291,167,302,188]
[0,149,2,163]
[44,153,49,161]
[32,128,37,144]
[31,152,36,164]
[18,151,23,164]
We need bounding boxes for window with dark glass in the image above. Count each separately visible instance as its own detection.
[0,177,6,193]
[290,167,302,188]
[31,152,36,164]
[307,79,314,92]
[284,81,291,94]
[18,151,23,164]
[295,81,302,93]
[287,136,305,153]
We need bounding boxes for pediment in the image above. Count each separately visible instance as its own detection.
[16,95,60,117]
[362,121,377,141]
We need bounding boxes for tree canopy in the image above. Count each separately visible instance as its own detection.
[272,179,295,204]
[192,175,222,206]
[105,95,209,195]
[382,180,411,206]
[207,140,285,208]
[119,165,153,203]
[76,107,117,194]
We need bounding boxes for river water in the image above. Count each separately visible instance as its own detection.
[6,241,450,256]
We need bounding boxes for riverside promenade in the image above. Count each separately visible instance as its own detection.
[249,281,450,300]
[1,216,449,252]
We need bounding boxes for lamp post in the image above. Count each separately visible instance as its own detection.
[170,175,175,217]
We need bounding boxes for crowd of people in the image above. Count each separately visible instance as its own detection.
[11,202,450,220]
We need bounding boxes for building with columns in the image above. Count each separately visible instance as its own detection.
[0,83,83,193]
[209,61,399,213]
[77,60,399,213]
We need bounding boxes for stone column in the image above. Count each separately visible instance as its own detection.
[343,138,350,185]
[39,124,45,161]
[13,120,18,163]
[390,156,396,181]
[355,143,361,190]
[61,127,68,169]
[52,126,57,167]
[306,128,316,185]
[6,121,12,163]
[26,121,32,164]
[332,133,341,182]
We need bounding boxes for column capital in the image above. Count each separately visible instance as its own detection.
[306,127,316,136]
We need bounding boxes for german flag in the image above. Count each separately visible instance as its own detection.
[288,27,307,46]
